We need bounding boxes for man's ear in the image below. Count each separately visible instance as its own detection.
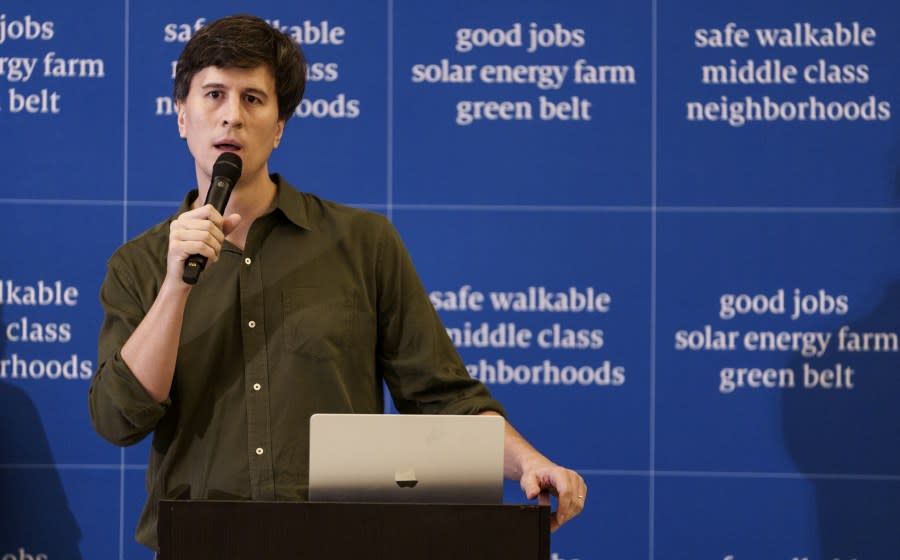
[176,102,187,139]
[273,119,286,148]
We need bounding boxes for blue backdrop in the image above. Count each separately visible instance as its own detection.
[1,1,898,558]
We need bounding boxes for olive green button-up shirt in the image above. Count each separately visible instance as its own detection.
[88,175,503,550]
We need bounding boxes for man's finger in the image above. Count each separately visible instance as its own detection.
[521,473,542,499]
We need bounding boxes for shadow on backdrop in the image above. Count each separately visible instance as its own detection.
[782,163,900,557]
[0,304,83,558]
[783,282,900,557]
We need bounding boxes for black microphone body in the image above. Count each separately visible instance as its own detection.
[182,152,243,285]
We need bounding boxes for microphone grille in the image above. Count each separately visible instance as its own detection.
[212,152,243,183]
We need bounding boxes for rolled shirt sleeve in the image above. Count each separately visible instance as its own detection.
[89,230,171,446]
[374,215,505,418]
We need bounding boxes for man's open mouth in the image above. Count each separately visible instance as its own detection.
[215,143,242,151]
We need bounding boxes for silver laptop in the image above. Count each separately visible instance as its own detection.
[308,413,504,504]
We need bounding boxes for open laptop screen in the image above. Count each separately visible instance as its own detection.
[308,413,504,504]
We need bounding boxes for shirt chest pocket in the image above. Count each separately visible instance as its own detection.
[281,287,356,361]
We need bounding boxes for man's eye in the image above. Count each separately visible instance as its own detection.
[246,95,260,104]
[207,91,221,99]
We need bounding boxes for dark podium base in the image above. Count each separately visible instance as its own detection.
[158,500,550,560]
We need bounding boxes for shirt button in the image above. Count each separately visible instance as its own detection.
[248,320,256,328]
[256,447,264,456]
[253,383,261,391]
[244,257,252,265]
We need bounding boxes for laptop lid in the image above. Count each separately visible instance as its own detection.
[308,413,505,504]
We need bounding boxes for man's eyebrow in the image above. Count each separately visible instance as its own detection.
[200,83,270,98]
[243,87,270,98]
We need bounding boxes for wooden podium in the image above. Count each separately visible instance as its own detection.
[158,500,550,559]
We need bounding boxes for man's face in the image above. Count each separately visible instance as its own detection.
[176,65,285,189]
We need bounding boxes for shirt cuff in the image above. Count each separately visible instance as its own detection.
[100,352,170,429]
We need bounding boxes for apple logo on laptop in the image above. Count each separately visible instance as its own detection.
[395,468,418,488]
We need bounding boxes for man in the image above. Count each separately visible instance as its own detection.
[89,14,586,552]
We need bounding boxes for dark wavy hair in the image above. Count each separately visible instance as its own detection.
[173,14,307,121]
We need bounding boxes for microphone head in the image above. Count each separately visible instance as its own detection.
[212,152,243,183]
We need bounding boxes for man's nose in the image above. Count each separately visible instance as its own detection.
[221,96,243,128]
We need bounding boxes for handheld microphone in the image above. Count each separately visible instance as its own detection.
[182,152,243,285]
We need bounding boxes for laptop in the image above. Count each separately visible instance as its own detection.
[308,413,505,504]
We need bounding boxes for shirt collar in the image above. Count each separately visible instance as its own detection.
[270,173,312,231]
[177,173,313,231]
